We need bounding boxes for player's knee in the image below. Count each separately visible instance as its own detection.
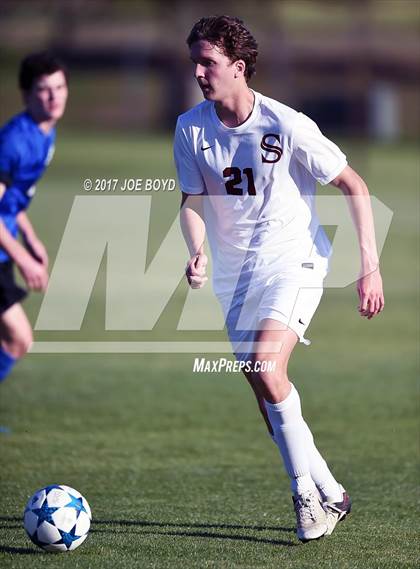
[3,329,33,359]
[253,352,287,380]
[18,329,33,357]
[252,359,289,402]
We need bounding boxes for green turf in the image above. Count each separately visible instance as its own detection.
[0,134,418,568]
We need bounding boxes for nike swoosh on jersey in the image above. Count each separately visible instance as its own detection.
[201,145,214,151]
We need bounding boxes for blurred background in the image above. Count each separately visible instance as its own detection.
[1,0,419,139]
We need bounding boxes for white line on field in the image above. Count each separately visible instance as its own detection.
[30,342,235,353]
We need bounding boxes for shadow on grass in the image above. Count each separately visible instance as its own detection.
[0,517,22,531]
[93,518,294,533]
[0,516,297,548]
[0,518,42,555]
[91,518,297,547]
[0,525,21,530]
[0,545,42,555]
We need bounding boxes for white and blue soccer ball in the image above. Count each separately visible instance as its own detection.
[23,485,91,552]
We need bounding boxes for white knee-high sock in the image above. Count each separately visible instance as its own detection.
[265,386,316,495]
[267,383,342,502]
[301,419,342,502]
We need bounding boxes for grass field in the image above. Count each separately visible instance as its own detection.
[0,133,418,568]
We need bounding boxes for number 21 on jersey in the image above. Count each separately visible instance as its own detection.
[223,167,256,196]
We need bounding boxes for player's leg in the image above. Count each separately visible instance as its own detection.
[243,361,343,504]
[252,320,327,540]
[227,282,337,496]
[0,303,33,381]
[258,277,345,498]
[225,278,348,538]
[0,260,30,382]
[253,320,315,490]
[242,369,273,435]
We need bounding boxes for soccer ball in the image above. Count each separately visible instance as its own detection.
[23,485,91,552]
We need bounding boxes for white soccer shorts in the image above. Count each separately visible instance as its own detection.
[218,257,329,363]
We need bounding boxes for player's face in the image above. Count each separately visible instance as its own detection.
[190,40,237,101]
[25,70,68,124]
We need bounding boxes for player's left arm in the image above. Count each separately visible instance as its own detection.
[331,165,384,319]
[16,211,49,268]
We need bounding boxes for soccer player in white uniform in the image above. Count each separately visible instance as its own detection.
[174,16,384,541]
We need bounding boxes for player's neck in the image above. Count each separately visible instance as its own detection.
[26,110,56,134]
[36,118,56,134]
[215,88,255,128]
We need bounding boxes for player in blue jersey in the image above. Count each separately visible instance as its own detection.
[0,51,68,383]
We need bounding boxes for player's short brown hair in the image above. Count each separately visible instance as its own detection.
[19,51,67,91]
[187,15,258,82]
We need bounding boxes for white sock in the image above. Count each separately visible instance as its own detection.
[265,387,316,495]
[267,383,342,502]
[302,419,342,502]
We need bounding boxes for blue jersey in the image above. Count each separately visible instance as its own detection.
[0,112,56,262]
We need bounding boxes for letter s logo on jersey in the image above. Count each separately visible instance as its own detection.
[260,134,282,163]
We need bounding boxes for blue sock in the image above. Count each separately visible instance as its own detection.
[0,347,17,382]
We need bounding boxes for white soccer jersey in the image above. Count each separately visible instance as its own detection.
[174,90,347,296]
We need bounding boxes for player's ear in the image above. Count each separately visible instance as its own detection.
[234,59,246,78]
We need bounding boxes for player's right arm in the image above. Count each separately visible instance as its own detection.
[0,181,48,291]
[180,192,208,289]
[174,117,208,289]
